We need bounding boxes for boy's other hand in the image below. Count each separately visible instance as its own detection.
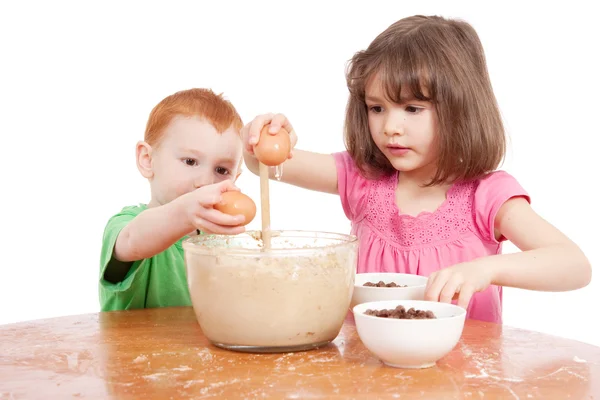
[177,180,246,235]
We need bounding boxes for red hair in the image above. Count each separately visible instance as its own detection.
[144,88,243,146]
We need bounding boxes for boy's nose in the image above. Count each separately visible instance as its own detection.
[194,169,214,188]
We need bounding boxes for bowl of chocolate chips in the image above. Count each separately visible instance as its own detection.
[353,300,466,369]
[350,272,428,309]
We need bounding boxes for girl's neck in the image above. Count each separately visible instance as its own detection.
[396,173,451,194]
[395,171,453,217]
[395,162,439,188]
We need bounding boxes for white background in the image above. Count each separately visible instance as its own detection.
[1,1,598,346]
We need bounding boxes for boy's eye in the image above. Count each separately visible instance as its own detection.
[216,167,230,175]
[183,158,197,166]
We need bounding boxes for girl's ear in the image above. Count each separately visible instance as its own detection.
[136,141,154,179]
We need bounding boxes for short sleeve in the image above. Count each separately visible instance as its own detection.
[333,151,369,222]
[473,171,531,243]
[99,205,150,311]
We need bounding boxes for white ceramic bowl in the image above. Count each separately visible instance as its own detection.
[350,272,428,309]
[353,300,466,369]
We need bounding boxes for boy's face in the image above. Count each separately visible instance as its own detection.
[144,115,243,207]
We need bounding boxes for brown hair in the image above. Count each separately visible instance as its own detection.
[344,15,505,185]
[144,88,243,147]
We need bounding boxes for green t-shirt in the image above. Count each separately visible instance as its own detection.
[99,204,192,311]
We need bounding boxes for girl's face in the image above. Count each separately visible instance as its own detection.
[365,76,439,181]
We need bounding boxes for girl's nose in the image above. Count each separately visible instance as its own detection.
[384,118,405,137]
[383,110,406,137]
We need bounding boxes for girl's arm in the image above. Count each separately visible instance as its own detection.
[425,197,591,308]
[487,197,591,290]
[242,113,339,195]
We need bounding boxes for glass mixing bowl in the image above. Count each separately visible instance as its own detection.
[183,230,358,353]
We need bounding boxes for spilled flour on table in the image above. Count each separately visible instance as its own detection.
[536,367,586,380]
[142,372,167,381]
[133,355,148,363]
[197,349,213,362]
[461,345,523,383]
[195,378,251,395]
[183,379,204,388]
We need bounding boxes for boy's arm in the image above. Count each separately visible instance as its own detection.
[113,199,192,262]
[115,180,246,263]
[244,149,338,195]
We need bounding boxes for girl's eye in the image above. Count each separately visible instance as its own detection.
[216,167,230,175]
[369,106,383,113]
[406,106,421,113]
[184,158,197,166]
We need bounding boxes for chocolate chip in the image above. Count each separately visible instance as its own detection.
[365,305,436,319]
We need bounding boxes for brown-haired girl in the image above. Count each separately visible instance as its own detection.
[242,15,591,323]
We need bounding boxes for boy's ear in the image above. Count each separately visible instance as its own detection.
[136,141,154,179]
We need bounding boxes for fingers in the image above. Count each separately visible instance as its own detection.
[195,218,246,235]
[425,270,473,309]
[425,271,461,304]
[196,207,245,227]
[457,284,475,310]
[244,113,296,160]
[424,271,442,302]
[248,113,275,147]
[216,179,240,193]
[439,278,461,304]
[195,181,239,207]
[288,129,298,147]
[268,113,294,136]
[196,192,222,207]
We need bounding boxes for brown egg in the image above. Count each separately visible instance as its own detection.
[253,125,291,166]
[214,191,256,226]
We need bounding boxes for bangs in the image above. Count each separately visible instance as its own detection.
[347,43,433,104]
[344,15,506,185]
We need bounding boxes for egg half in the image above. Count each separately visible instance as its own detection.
[253,125,291,166]
[214,191,257,226]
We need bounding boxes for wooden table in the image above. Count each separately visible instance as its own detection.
[1,307,599,399]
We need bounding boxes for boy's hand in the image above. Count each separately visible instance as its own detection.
[424,261,495,310]
[241,113,298,159]
[177,180,247,235]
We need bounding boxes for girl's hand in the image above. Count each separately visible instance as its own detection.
[241,113,298,160]
[424,261,496,309]
[176,180,246,235]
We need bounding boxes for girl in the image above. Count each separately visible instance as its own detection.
[241,15,591,323]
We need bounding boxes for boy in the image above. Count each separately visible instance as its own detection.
[99,88,246,311]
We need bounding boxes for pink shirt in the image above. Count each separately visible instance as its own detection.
[333,151,530,323]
